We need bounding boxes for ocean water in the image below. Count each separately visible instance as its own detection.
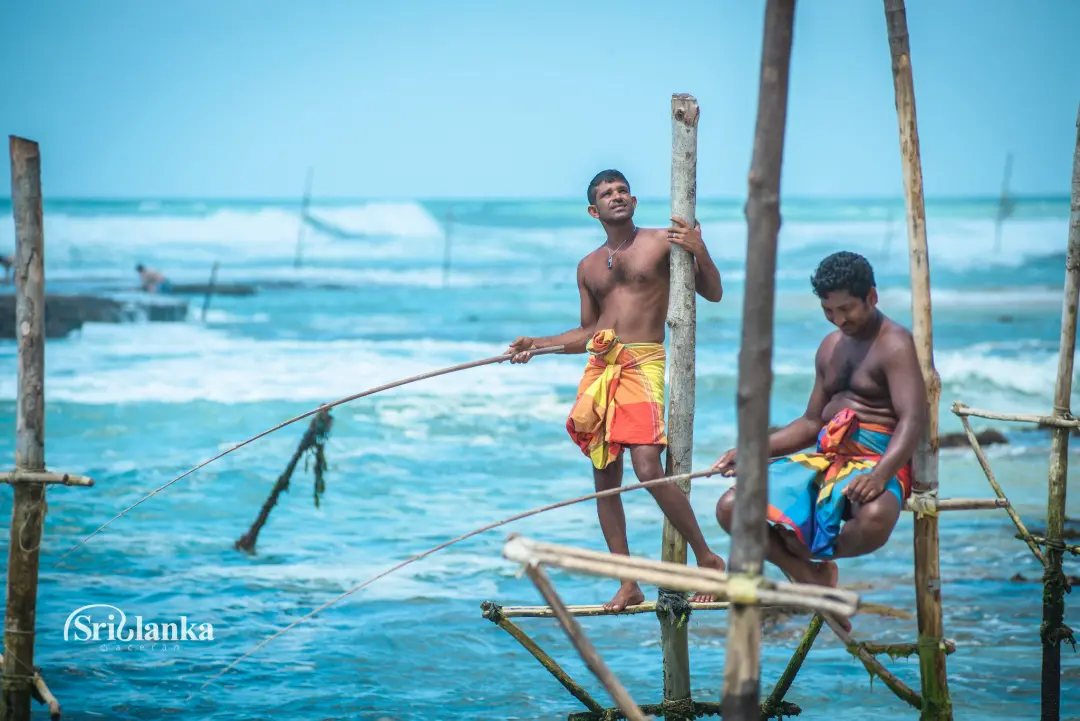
[0,195,1076,720]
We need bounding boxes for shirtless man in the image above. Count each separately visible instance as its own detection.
[712,251,925,621]
[507,169,726,611]
[136,263,170,293]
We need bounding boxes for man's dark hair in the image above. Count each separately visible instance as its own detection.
[587,169,630,205]
[136,263,145,272]
[810,251,876,300]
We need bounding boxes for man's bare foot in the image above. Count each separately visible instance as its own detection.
[689,552,727,603]
[787,558,849,630]
[603,581,645,612]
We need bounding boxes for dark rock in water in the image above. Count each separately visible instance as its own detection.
[169,283,257,297]
[0,293,189,339]
[939,428,1008,448]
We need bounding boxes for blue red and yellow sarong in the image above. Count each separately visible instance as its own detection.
[566,329,667,470]
[765,407,913,560]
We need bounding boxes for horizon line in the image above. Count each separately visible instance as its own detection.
[0,192,1070,204]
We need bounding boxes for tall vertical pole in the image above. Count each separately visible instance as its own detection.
[720,1,795,719]
[293,166,314,269]
[442,207,454,288]
[2,136,48,721]
[660,92,699,719]
[882,2,951,718]
[1041,104,1080,721]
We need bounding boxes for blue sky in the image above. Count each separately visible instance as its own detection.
[1,0,1076,200]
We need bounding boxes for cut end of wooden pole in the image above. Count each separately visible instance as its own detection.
[671,94,700,127]
[9,135,40,158]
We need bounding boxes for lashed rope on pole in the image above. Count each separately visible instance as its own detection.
[51,345,566,568]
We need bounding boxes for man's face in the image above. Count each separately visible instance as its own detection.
[588,180,636,223]
[820,288,877,336]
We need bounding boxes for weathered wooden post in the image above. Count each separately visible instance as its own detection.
[1041,103,1080,721]
[882,2,952,718]
[2,136,93,721]
[660,92,699,719]
[720,1,796,718]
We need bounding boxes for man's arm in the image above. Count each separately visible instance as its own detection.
[509,259,600,360]
[669,217,722,303]
[767,340,832,457]
[845,330,927,504]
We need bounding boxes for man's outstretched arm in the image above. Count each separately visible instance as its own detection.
[844,331,927,504]
[509,259,600,361]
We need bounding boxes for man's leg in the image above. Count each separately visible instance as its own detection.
[593,451,644,611]
[833,487,901,558]
[629,444,726,602]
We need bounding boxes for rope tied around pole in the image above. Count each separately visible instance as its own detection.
[17,494,47,553]
[659,696,695,719]
[725,572,765,605]
[655,589,692,629]
[1040,565,1077,650]
[906,488,938,518]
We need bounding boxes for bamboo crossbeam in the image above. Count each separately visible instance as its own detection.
[861,640,957,658]
[496,600,912,621]
[566,699,801,721]
[823,613,923,710]
[951,402,1080,428]
[917,497,1008,512]
[958,415,1046,565]
[522,563,649,721]
[479,602,604,714]
[0,654,60,721]
[1018,535,1080,556]
[0,471,94,488]
[502,535,861,619]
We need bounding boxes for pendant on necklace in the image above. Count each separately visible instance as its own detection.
[607,255,613,269]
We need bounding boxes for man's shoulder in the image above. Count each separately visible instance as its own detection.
[878,316,915,348]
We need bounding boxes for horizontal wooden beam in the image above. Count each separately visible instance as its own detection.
[0,470,94,487]
[951,402,1080,428]
[495,600,913,621]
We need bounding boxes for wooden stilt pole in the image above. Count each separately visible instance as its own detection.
[660,91,699,720]
[293,167,313,270]
[200,260,220,322]
[720,1,796,719]
[1040,103,1080,721]
[2,136,49,721]
[882,2,951,718]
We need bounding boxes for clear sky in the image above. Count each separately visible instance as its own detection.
[1,0,1077,200]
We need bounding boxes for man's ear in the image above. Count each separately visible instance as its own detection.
[867,287,879,306]
[587,204,600,219]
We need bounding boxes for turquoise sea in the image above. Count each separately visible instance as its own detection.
[0,195,1076,719]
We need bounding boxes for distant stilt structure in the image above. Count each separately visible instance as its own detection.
[994,152,1015,254]
[200,261,220,323]
[293,167,314,270]
[442,207,454,288]
[721,1,796,719]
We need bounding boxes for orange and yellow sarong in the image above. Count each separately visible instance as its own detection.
[566,329,667,469]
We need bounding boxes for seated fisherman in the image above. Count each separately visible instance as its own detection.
[712,251,926,622]
[508,169,726,611]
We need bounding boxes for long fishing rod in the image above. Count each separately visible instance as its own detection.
[194,467,728,695]
[51,345,565,568]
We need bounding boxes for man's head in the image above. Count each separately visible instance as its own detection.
[586,169,635,224]
[810,251,878,336]
[136,264,145,273]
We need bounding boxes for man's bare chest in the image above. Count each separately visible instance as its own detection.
[587,248,668,297]
[823,345,887,398]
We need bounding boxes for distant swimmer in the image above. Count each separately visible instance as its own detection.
[506,169,726,612]
[136,263,171,293]
[712,251,926,629]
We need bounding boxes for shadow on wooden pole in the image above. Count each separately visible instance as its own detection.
[660,91,699,719]
[882,1,951,718]
[1040,103,1080,721]
[720,1,796,719]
